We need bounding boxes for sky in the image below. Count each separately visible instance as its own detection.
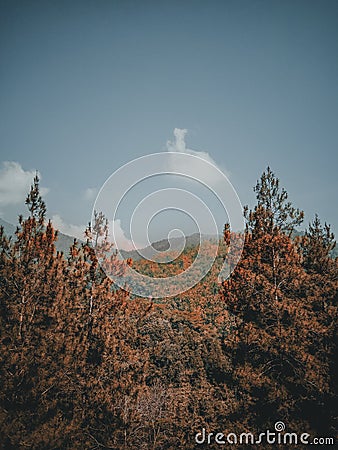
[0,0,337,247]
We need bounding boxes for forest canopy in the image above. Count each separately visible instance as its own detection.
[0,168,337,449]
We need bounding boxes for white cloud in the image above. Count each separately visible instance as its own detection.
[0,161,49,207]
[108,218,143,251]
[51,214,140,251]
[51,214,87,241]
[167,128,188,153]
[84,187,98,201]
[166,128,230,186]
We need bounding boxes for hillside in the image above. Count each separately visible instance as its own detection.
[120,232,220,261]
[0,217,79,256]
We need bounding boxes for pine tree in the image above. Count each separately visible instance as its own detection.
[244,166,304,236]
[301,214,336,274]
[0,175,66,448]
[299,215,338,434]
[222,168,337,436]
[1,169,336,448]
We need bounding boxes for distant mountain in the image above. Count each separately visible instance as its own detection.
[1,218,336,260]
[0,218,220,259]
[54,232,79,255]
[120,233,221,261]
[0,217,79,256]
[0,218,16,237]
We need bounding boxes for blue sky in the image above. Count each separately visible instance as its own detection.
[0,0,337,244]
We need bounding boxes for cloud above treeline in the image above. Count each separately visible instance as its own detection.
[0,129,231,247]
[0,161,49,208]
[166,128,230,186]
[166,128,220,168]
[51,214,137,250]
[50,214,87,241]
[0,161,138,250]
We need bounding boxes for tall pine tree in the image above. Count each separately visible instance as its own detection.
[222,167,337,436]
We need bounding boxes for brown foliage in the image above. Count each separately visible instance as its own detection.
[222,168,337,437]
[0,171,337,448]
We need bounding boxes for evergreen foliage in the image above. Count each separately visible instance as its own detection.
[0,170,336,449]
